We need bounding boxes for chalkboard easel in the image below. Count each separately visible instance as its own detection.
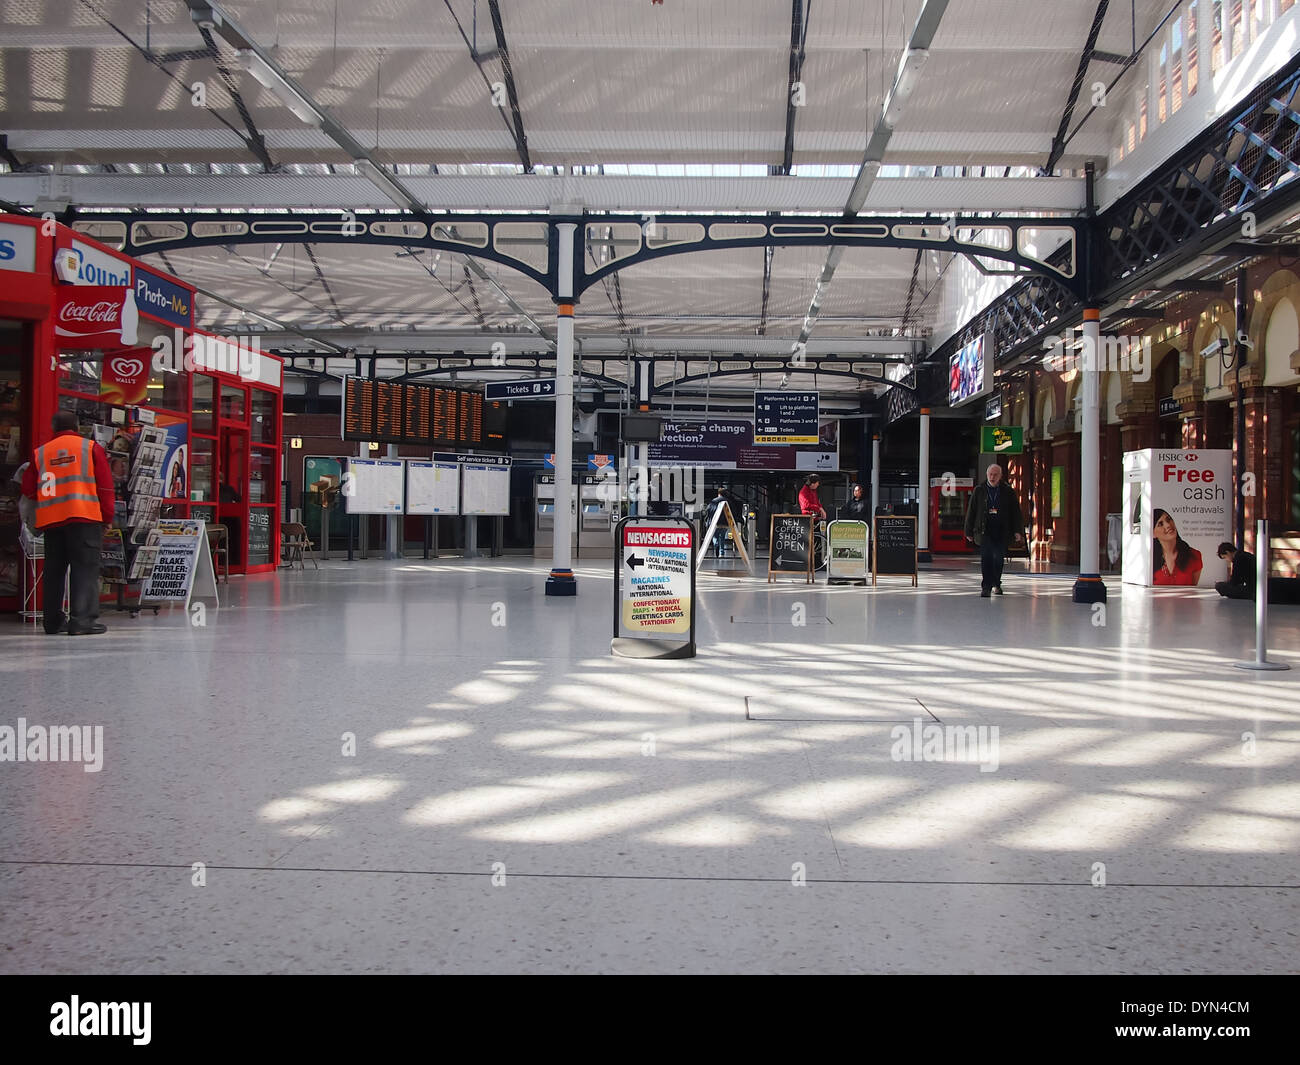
[872,515,918,587]
[768,513,814,584]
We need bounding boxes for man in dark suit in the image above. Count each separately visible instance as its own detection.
[964,463,1024,597]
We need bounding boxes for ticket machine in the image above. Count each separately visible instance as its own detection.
[533,474,577,558]
[577,479,616,559]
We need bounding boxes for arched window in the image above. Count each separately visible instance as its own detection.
[1104,372,1123,424]
[1264,296,1300,385]
[1203,323,1231,392]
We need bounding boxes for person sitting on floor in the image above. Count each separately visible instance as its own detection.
[1215,541,1256,600]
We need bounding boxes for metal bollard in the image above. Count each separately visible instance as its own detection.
[1234,519,1290,671]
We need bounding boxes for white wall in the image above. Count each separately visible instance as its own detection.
[1100,3,1300,210]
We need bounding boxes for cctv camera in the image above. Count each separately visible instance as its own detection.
[1237,331,1254,348]
[1199,338,1229,359]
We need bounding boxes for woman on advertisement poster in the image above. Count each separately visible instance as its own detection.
[1152,508,1204,586]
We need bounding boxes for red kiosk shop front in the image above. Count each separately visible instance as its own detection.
[0,214,284,614]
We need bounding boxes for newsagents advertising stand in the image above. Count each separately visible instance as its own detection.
[612,516,696,659]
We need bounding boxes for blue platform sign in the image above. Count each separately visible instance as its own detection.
[754,391,819,445]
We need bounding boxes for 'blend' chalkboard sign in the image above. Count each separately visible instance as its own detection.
[769,514,814,583]
[873,515,918,586]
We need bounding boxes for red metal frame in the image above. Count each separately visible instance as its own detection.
[930,483,974,554]
[0,214,285,610]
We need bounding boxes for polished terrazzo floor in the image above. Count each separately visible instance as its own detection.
[1,556,1297,974]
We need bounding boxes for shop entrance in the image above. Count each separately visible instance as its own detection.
[219,425,248,569]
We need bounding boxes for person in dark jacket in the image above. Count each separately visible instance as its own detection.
[1215,542,1256,600]
[841,483,869,520]
[964,463,1024,597]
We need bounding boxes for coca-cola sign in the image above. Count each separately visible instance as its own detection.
[60,300,119,327]
[54,286,129,348]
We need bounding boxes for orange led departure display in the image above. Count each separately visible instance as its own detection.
[343,378,504,450]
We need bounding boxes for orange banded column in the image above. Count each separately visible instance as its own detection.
[546,221,578,596]
[1073,307,1107,603]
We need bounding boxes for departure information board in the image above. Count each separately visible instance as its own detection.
[343,377,506,450]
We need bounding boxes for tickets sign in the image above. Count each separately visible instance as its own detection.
[619,522,693,637]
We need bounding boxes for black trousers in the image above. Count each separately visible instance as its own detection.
[980,537,1007,591]
[1215,580,1253,600]
[42,522,104,633]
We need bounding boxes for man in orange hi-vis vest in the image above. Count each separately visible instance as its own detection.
[21,411,117,635]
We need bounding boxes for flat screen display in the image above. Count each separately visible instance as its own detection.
[949,333,990,408]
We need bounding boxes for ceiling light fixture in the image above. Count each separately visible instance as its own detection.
[353,158,425,214]
[235,49,324,128]
[881,47,930,129]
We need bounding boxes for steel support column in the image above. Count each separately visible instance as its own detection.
[1073,308,1106,603]
[917,408,931,561]
[546,221,578,596]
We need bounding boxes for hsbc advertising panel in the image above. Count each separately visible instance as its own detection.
[1122,449,1233,588]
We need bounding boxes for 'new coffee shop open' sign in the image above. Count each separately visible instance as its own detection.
[768,514,814,583]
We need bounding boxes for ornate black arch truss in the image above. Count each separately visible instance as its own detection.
[69,210,1088,302]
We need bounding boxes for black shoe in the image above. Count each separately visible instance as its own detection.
[45,619,69,635]
[67,623,107,636]
[980,589,991,598]
[994,585,1004,595]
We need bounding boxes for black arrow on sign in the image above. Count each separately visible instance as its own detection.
[626,554,645,570]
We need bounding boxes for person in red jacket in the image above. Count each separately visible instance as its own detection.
[797,475,827,521]
[22,411,116,635]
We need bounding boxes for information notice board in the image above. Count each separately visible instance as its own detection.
[344,458,405,514]
[458,454,512,516]
[406,459,460,515]
[873,515,918,586]
[768,513,814,583]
